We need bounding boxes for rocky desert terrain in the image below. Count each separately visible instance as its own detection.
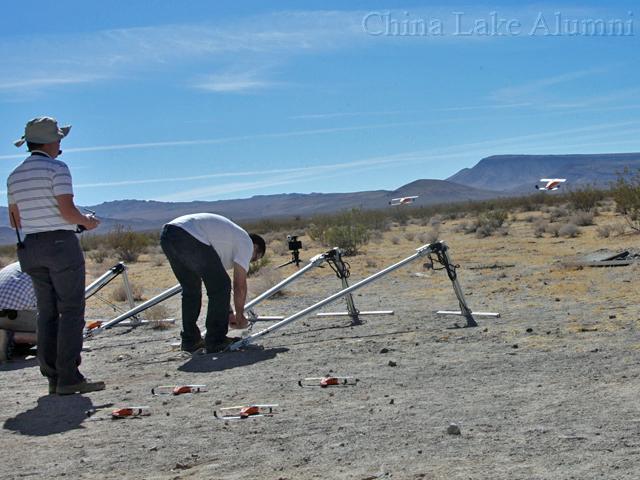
[2,206,640,479]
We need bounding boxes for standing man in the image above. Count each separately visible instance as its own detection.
[160,213,266,353]
[7,116,104,395]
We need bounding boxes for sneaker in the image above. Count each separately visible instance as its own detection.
[57,379,106,395]
[181,338,205,353]
[205,336,241,354]
[0,329,15,363]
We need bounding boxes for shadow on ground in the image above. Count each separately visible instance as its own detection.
[178,346,288,373]
[3,395,93,436]
[0,356,38,372]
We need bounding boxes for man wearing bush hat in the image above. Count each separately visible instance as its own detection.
[7,116,103,395]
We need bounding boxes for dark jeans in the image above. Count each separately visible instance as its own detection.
[17,230,85,387]
[160,225,231,349]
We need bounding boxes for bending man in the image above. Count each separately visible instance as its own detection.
[160,213,266,353]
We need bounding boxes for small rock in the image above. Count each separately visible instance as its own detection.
[215,399,222,405]
[173,463,191,470]
[526,328,533,333]
[149,446,158,452]
[447,423,461,435]
[388,360,397,367]
[512,344,519,349]
[164,372,171,378]
[389,398,395,405]
[379,348,389,354]
[609,314,616,319]
[555,298,561,302]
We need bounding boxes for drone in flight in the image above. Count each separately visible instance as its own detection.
[535,178,566,191]
[389,195,419,206]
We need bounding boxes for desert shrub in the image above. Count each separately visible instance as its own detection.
[151,254,165,267]
[559,223,580,238]
[390,235,401,245]
[545,223,561,237]
[365,258,378,269]
[307,209,373,255]
[523,215,537,223]
[533,220,547,238]
[88,248,110,264]
[548,206,570,222]
[111,282,144,302]
[322,224,369,255]
[248,255,270,276]
[464,210,508,237]
[106,224,150,263]
[404,232,415,242]
[569,211,594,226]
[144,304,171,321]
[567,184,605,212]
[611,169,640,231]
[596,225,612,238]
[418,228,440,244]
[249,267,286,299]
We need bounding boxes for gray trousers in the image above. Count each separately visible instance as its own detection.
[0,310,37,332]
[18,230,86,387]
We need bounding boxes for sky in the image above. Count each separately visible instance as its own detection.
[0,1,639,206]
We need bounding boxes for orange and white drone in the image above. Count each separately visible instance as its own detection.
[535,178,566,191]
[389,195,418,206]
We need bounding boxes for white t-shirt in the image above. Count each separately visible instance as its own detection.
[167,213,253,271]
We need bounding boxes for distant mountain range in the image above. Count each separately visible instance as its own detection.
[448,152,640,192]
[0,152,638,245]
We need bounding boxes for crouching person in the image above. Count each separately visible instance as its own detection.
[160,213,265,353]
[0,262,37,363]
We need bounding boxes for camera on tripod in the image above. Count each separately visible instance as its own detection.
[278,235,303,268]
[287,235,302,252]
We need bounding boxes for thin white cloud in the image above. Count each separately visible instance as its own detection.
[0,120,429,160]
[290,110,409,120]
[0,74,106,92]
[193,70,278,93]
[436,102,532,112]
[0,11,365,96]
[490,68,608,103]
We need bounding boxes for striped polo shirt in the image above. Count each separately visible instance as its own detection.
[7,151,76,234]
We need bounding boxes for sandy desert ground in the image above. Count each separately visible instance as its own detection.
[1,208,640,479]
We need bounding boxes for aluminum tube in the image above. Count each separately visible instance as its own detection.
[89,284,182,335]
[229,245,433,350]
[84,263,124,299]
[245,257,322,310]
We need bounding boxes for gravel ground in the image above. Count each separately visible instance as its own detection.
[2,220,640,479]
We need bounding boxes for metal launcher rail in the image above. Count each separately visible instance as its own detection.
[229,241,498,351]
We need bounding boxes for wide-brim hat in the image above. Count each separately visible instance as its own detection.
[14,116,71,147]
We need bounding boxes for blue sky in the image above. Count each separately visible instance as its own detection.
[1,1,639,206]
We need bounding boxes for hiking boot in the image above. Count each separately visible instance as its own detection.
[0,329,15,363]
[181,337,205,353]
[205,336,241,354]
[57,379,106,395]
[48,378,58,395]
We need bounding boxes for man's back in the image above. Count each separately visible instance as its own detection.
[7,153,75,234]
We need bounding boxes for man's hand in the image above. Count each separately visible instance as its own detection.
[229,313,248,329]
[82,214,100,230]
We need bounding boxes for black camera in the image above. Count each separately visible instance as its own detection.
[287,235,302,251]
